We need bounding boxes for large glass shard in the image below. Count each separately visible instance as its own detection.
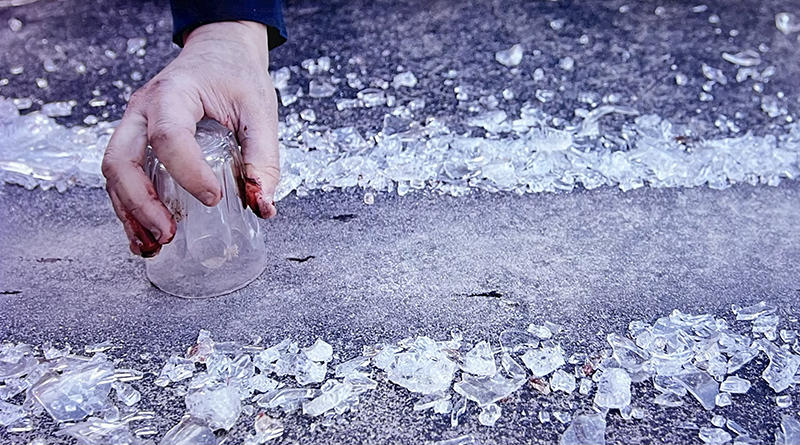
[550,369,576,394]
[607,334,650,381]
[160,416,217,445]
[453,364,526,407]
[32,360,115,422]
[0,343,39,380]
[758,340,800,393]
[673,369,719,411]
[302,380,354,416]
[521,345,565,377]
[593,368,631,410]
[255,388,317,412]
[378,337,458,395]
[303,339,333,363]
[776,415,800,445]
[458,341,496,376]
[185,382,241,431]
[719,376,751,394]
[0,400,25,426]
[560,414,606,445]
[55,416,136,445]
[732,301,777,321]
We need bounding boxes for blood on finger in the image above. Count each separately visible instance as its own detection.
[125,210,162,257]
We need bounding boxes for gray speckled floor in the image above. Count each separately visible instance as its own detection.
[2,183,799,444]
[1,0,800,443]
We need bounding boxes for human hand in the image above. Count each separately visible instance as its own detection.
[102,21,280,257]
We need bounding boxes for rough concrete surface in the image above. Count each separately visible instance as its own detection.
[1,0,800,443]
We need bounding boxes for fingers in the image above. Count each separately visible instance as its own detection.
[237,89,281,219]
[102,111,176,255]
[146,88,222,207]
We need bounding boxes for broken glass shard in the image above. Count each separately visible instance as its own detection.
[560,414,606,445]
[303,339,333,363]
[720,376,751,394]
[654,392,684,407]
[160,416,217,445]
[758,340,800,393]
[302,380,354,416]
[674,369,719,411]
[392,72,418,89]
[185,382,241,431]
[777,415,800,445]
[55,416,136,445]
[776,13,800,34]
[594,368,631,410]
[156,356,196,386]
[521,345,565,377]
[380,337,458,395]
[478,403,501,427]
[0,400,25,426]
[495,44,523,67]
[721,50,761,67]
[41,101,76,118]
[309,81,336,99]
[553,411,572,424]
[699,427,732,445]
[776,395,792,408]
[550,369,576,394]
[0,343,38,380]
[435,435,475,445]
[31,360,115,423]
[715,392,732,407]
[733,301,777,321]
[458,341,496,376]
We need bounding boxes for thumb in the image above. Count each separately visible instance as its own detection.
[236,98,281,219]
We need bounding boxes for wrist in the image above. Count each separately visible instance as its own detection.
[183,21,269,53]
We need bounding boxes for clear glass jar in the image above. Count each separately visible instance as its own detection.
[144,120,267,298]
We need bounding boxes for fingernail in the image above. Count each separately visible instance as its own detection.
[200,190,220,206]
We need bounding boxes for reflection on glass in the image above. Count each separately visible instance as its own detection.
[144,120,267,298]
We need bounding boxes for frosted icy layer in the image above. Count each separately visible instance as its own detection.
[3,95,800,199]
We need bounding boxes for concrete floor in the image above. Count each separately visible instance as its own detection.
[1,0,800,443]
[1,183,799,444]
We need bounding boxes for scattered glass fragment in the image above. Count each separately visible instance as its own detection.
[495,44,523,67]
[435,435,475,445]
[41,101,76,117]
[160,416,217,445]
[720,376,751,394]
[392,72,418,89]
[776,395,792,408]
[560,414,606,445]
[699,427,732,444]
[722,50,761,67]
[478,403,501,426]
[594,368,631,410]
[522,345,565,377]
[775,13,800,35]
[309,80,336,98]
[550,369,576,394]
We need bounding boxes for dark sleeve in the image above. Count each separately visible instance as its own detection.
[170,0,287,50]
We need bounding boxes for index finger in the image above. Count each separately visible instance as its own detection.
[146,89,222,206]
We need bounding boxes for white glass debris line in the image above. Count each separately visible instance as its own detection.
[0,302,799,444]
[2,94,800,198]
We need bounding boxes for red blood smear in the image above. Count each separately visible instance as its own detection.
[126,211,161,258]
